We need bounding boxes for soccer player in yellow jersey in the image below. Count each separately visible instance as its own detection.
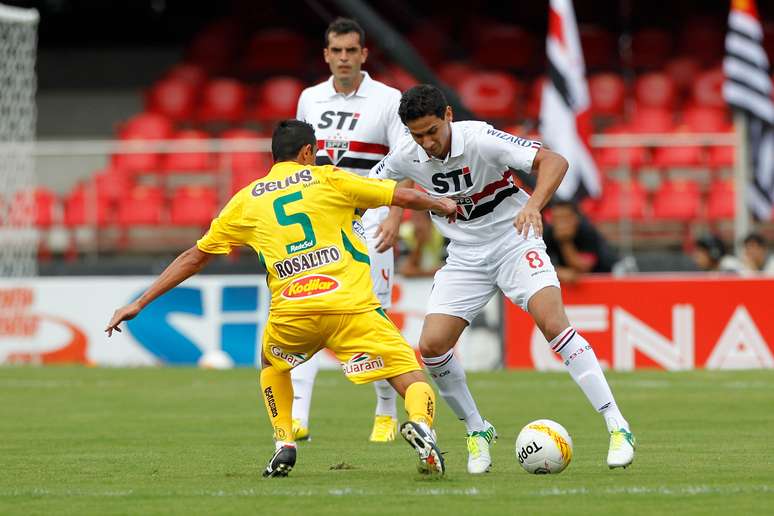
[105,120,457,477]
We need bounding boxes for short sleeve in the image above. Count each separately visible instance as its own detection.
[324,166,396,209]
[295,89,308,121]
[478,125,541,173]
[196,193,254,254]
[369,150,405,181]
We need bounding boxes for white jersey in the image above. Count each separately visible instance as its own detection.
[371,121,541,244]
[296,71,404,176]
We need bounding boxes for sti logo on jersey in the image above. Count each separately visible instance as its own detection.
[431,166,473,193]
[318,111,361,131]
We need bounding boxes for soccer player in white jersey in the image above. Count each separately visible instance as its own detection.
[371,85,636,474]
[292,18,406,442]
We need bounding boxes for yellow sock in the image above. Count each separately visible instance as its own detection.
[260,366,294,443]
[404,381,435,427]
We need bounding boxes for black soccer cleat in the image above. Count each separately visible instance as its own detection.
[400,421,445,475]
[262,445,297,478]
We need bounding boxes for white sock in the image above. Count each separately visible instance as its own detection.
[373,380,398,418]
[290,353,320,428]
[550,327,629,433]
[275,440,297,450]
[421,349,485,433]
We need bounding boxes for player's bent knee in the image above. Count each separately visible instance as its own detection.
[387,370,426,397]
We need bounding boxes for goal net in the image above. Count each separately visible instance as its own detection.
[0,3,39,277]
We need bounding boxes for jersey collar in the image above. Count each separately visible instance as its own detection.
[416,121,465,163]
[325,71,374,99]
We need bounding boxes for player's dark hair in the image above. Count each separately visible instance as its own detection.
[551,200,580,214]
[399,85,448,124]
[271,119,316,162]
[325,17,365,47]
[743,232,766,246]
[695,234,726,262]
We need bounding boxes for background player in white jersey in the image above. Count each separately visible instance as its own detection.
[371,85,636,474]
[292,18,406,443]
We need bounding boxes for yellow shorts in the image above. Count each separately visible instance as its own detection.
[262,308,420,384]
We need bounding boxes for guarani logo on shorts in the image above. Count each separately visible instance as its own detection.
[281,274,340,299]
[274,245,341,279]
[342,352,385,376]
[269,345,307,367]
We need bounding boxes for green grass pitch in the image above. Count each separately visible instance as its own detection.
[1,367,773,515]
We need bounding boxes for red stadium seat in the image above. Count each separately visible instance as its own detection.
[651,180,701,221]
[164,63,207,87]
[594,181,648,221]
[472,25,537,70]
[588,73,626,118]
[634,73,676,110]
[580,25,617,71]
[242,29,307,74]
[113,112,174,173]
[231,168,264,194]
[664,57,700,95]
[628,107,674,133]
[594,124,648,170]
[707,179,735,220]
[116,185,165,227]
[170,185,219,226]
[7,187,58,228]
[458,72,521,121]
[525,77,545,120]
[437,61,477,89]
[372,66,418,92]
[186,19,244,74]
[145,78,198,122]
[92,168,134,206]
[708,145,735,168]
[631,29,673,70]
[253,76,305,122]
[161,129,213,172]
[691,67,726,109]
[220,128,272,173]
[64,183,113,227]
[197,79,248,124]
[681,106,731,133]
[651,128,704,168]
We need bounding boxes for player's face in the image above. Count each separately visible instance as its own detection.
[324,32,368,83]
[406,106,453,159]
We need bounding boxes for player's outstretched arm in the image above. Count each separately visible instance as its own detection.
[514,148,569,237]
[104,246,215,336]
[391,188,457,223]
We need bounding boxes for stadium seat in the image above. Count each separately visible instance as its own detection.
[458,72,522,121]
[145,78,198,122]
[664,57,700,95]
[170,185,219,226]
[588,73,626,118]
[472,25,537,71]
[594,181,648,221]
[116,185,165,227]
[682,106,731,133]
[113,112,174,172]
[164,63,207,88]
[253,76,305,122]
[628,107,674,133]
[691,67,725,109]
[437,61,476,89]
[651,129,704,168]
[634,73,676,110]
[631,29,672,70]
[161,129,213,172]
[651,180,701,221]
[7,187,57,228]
[707,179,735,220]
[242,29,307,74]
[186,18,244,74]
[372,66,418,93]
[580,25,617,71]
[64,183,113,227]
[708,145,735,169]
[525,77,545,120]
[678,18,724,67]
[197,79,249,124]
[594,124,648,170]
[231,168,264,194]
[220,128,272,173]
[92,168,134,206]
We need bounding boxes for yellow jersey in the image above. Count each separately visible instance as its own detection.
[197,161,396,314]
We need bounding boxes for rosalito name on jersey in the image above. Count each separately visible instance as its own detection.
[274,245,342,279]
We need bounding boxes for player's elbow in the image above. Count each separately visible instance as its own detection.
[185,246,214,270]
[390,187,417,209]
[536,148,569,179]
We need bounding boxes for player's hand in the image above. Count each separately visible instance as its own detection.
[105,301,142,337]
[432,198,458,223]
[514,204,543,238]
[374,217,400,253]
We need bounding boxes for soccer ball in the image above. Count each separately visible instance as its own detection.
[515,419,573,474]
[197,349,234,370]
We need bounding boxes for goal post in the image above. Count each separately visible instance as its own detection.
[0,3,39,277]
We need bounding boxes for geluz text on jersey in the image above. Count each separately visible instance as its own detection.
[252,169,313,197]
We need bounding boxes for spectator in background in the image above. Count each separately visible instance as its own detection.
[741,232,774,275]
[692,234,742,273]
[399,210,445,277]
[543,200,617,283]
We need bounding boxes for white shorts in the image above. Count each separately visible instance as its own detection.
[427,232,560,323]
[362,207,394,309]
